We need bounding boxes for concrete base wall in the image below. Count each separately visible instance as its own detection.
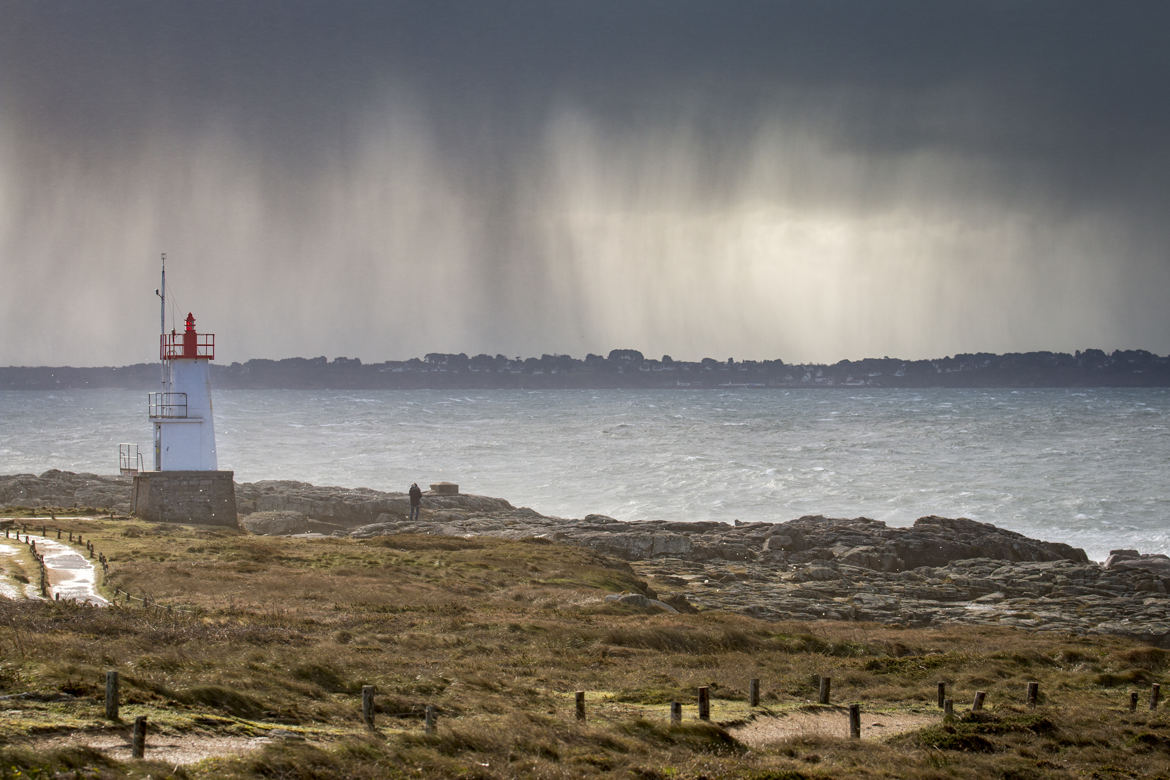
[131,471,238,527]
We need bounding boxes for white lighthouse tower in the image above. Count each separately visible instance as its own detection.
[130,257,237,526]
[152,311,218,470]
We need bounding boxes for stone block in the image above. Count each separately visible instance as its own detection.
[131,470,238,526]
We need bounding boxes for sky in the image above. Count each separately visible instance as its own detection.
[2,0,1168,367]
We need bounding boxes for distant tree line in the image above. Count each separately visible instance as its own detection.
[3,348,1170,389]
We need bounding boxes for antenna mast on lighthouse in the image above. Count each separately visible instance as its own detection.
[156,253,166,390]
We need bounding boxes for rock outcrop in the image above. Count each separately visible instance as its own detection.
[3,471,1168,646]
[234,480,515,528]
[0,471,132,513]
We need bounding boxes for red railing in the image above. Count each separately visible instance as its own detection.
[160,332,215,360]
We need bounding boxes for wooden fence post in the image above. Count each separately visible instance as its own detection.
[105,671,119,720]
[848,704,861,739]
[425,704,437,734]
[361,685,376,729]
[971,691,986,712]
[670,701,681,723]
[131,716,147,759]
[749,678,760,707]
[818,676,831,705]
[1129,691,1139,712]
[944,699,954,722]
[937,681,946,709]
[1027,681,1039,708]
[1151,684,1162,711]
[575,691,586,721]
[697,686,710,721]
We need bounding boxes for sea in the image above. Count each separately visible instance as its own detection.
[1,387,1167,562]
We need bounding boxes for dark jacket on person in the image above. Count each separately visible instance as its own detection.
[409,483,422,506]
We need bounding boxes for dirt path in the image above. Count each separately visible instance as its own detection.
[36,535,108,604]
[29,732,280,766]
[730,709,937,746]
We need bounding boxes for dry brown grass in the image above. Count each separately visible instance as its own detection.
[0,516,1167,778]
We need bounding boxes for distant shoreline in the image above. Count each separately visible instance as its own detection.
[3,348,1170,389]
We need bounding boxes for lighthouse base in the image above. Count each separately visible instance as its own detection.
[131,470,238,527]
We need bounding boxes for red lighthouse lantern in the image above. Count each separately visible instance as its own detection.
[182,312,198,358]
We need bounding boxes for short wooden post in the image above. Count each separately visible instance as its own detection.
[56,529,61,539]
[1151,684,1162,711]
[971,691,986,712]
[131,716,147,759]
[105,670,119,720]
[1027,681,1039,708]
[937,682,946,708]
[361,685,376,729]
[670,701,681,723]
[818,676,831,705]
[425,704,437,734]
[68,531,73,542]
[697,686,710,720]
[1129,691,1139,712]
[749,678,760,707]
[944,699,954,722]
[575,691,586,721]
[848,703,861,739]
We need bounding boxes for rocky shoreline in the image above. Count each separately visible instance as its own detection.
[3,470,1169,646]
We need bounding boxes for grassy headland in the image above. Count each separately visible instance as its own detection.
[1,515,1168,778]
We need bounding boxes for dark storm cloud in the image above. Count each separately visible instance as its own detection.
[10,1,1165,185]
[1,1,1168,364]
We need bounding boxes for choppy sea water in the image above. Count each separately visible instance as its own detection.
[1,387,1167,561]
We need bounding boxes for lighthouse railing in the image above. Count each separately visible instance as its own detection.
[160,332,215,360]
[148,392,189,419]
[119,443,144,475]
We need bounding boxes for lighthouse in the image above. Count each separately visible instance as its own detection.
[152,312,218,470]
[129,258,237,526]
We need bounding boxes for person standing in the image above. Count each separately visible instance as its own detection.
[408,482,422,521]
